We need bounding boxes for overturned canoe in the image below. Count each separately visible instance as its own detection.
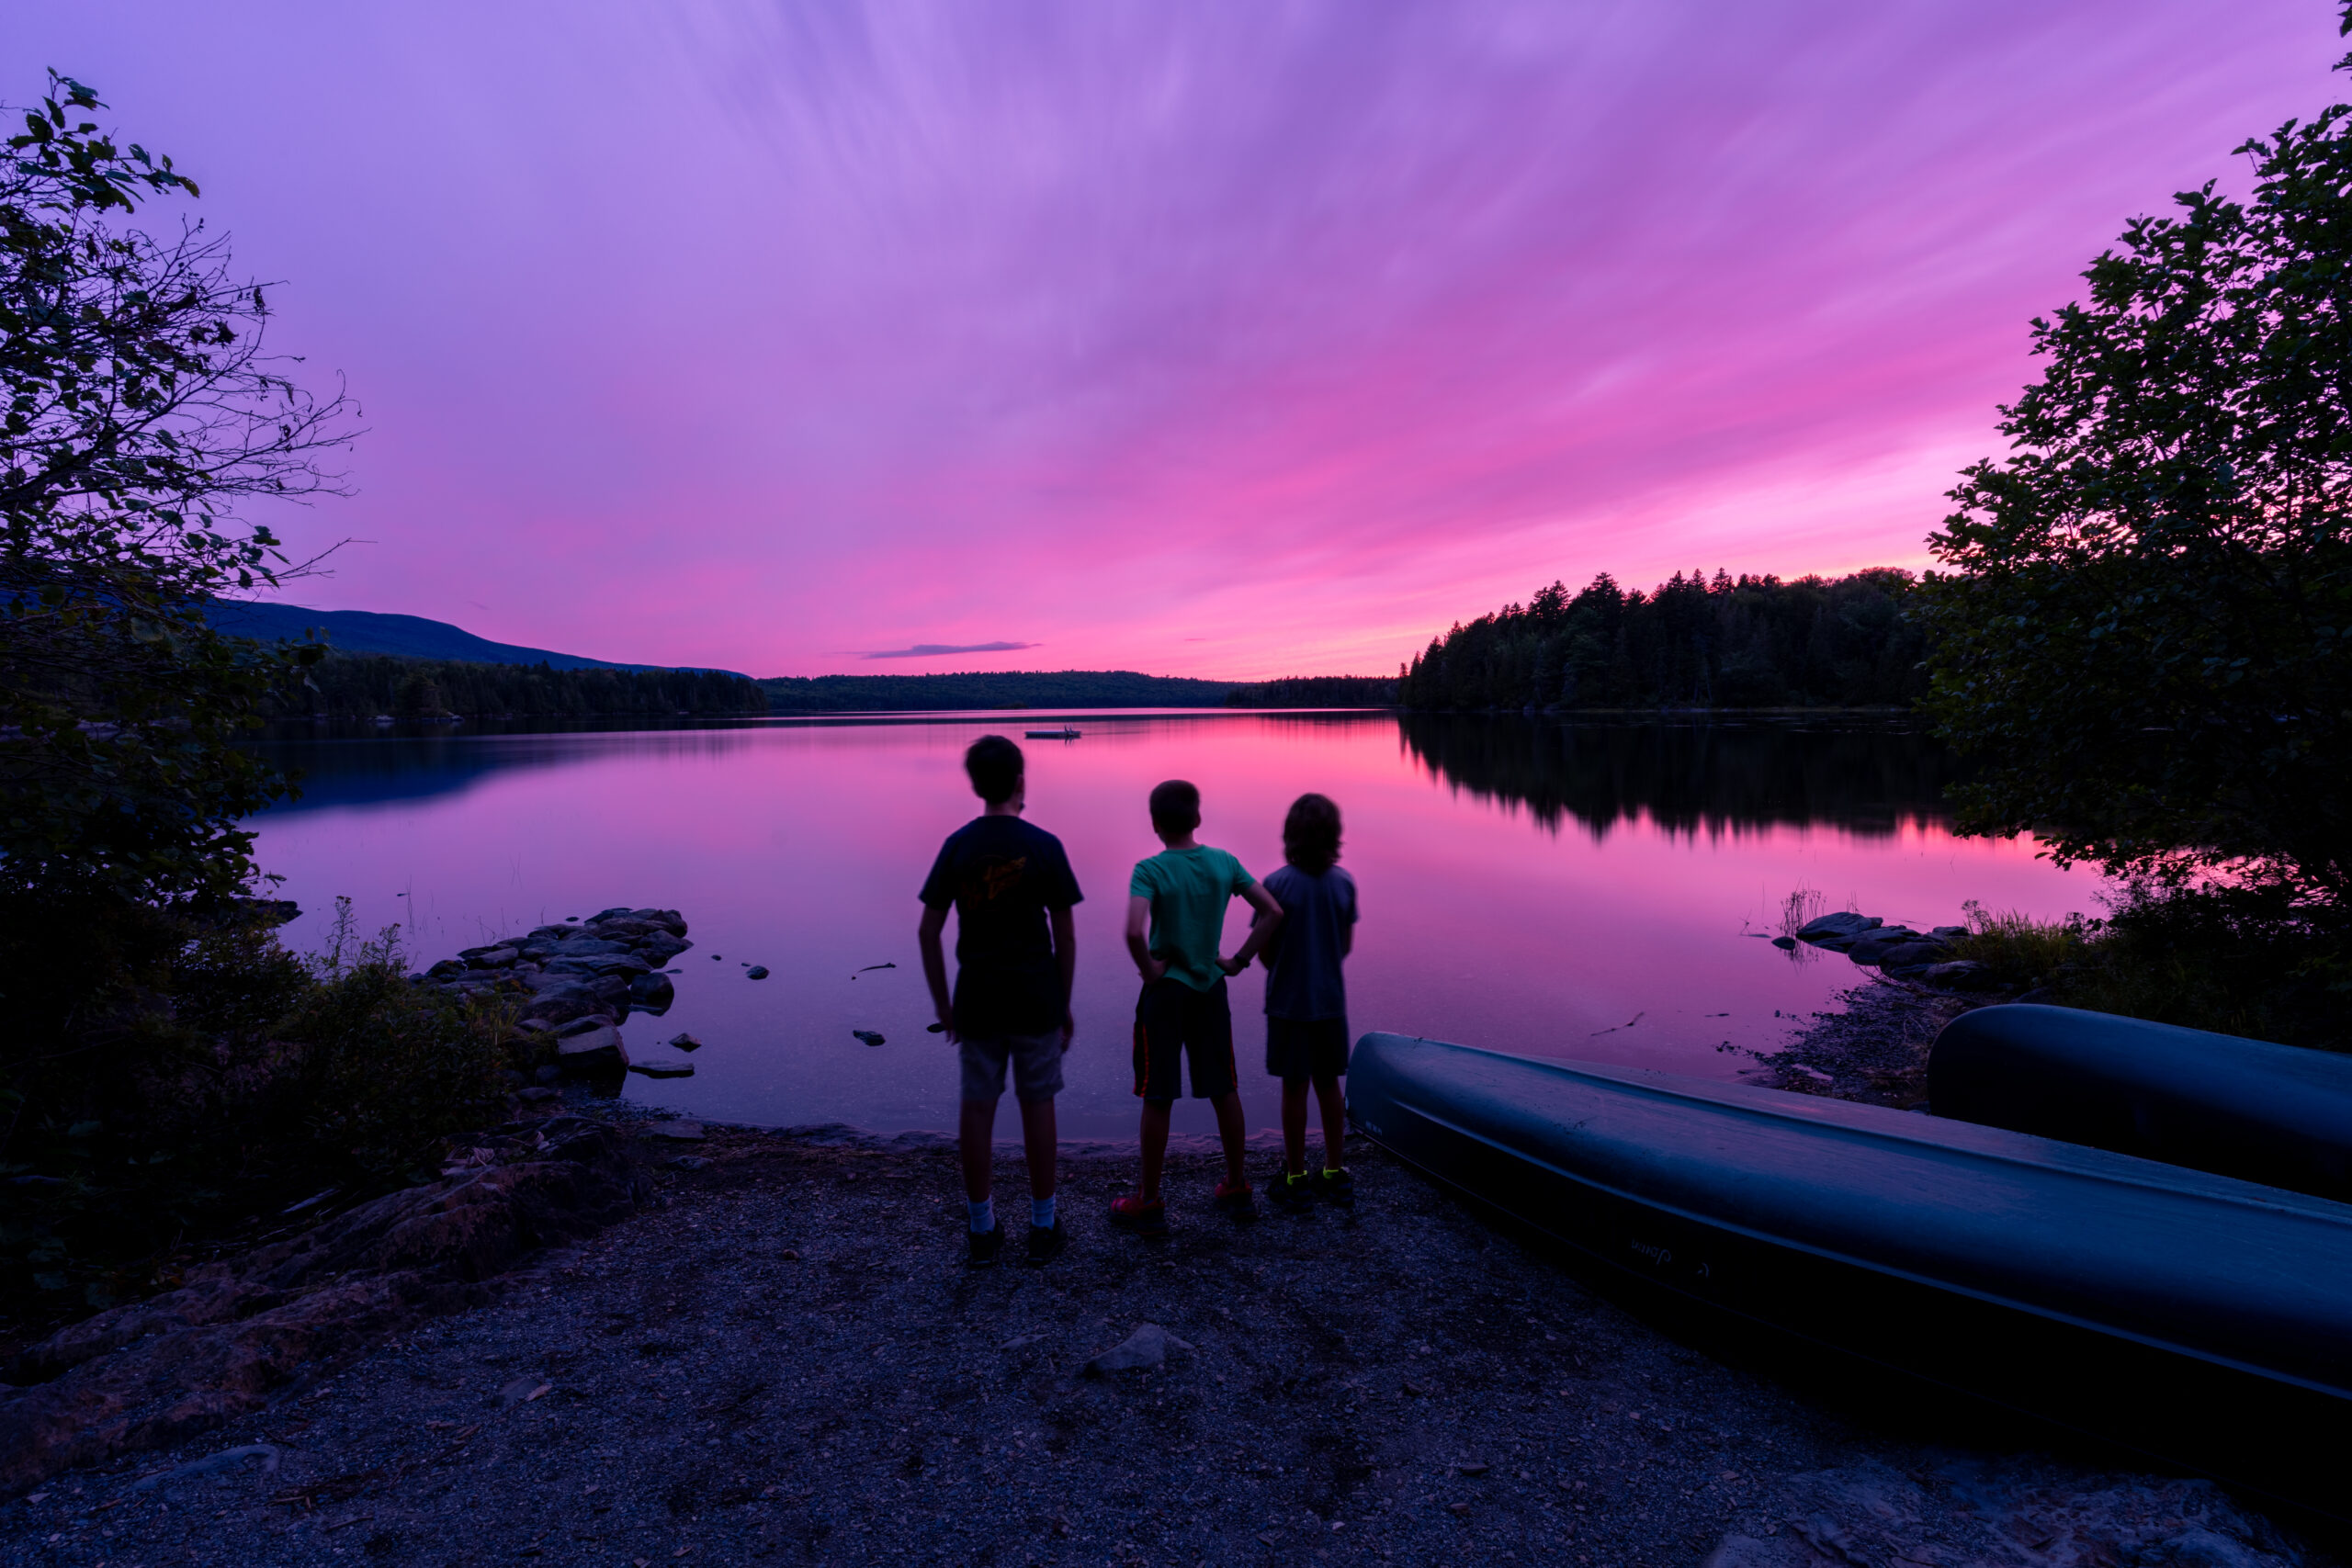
[1928,1003,2352,1203]
[1347,1032,2352,1516]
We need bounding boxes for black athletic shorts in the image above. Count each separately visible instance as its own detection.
[1267,1016,1350,1081]
[1132,976,1237,1102]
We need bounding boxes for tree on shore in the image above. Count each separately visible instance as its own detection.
[1,73,350,907]
[1398,569,1928,712]
[1918,14,2352,905]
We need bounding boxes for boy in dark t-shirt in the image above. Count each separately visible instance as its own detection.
[918,736,1083,1268]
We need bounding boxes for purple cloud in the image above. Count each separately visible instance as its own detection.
[862,641,1039,660]
[17,2,2342,675]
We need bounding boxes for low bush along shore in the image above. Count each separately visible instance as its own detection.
[1748,882,2352,1106]
[0,903,2335,1566]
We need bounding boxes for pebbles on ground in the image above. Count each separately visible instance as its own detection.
[0,1125,2316,1568]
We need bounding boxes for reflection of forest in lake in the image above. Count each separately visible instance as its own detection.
[243,708,2076,1134]
[1396,714,1965,838]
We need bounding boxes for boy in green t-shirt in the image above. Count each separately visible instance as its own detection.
[1113,779,1284,1236]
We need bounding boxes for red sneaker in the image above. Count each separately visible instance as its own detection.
[1109,1193,1169,1236]
[1213,1178,1258,1221]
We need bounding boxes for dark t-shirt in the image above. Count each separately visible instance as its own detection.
[1262,864,1357,1021]
[919,815,1083,1036]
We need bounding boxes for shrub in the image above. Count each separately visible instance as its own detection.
[1947,901,2096,991]
[0,897,514,1325]
[277,912,513,1180]
[1948,888,2350,1052]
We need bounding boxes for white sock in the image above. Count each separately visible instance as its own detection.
[968,1197,995,1235]
[1032,1194,1057,1229]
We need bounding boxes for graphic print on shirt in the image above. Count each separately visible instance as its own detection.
[977,855,1029,902]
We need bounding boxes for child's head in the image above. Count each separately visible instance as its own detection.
[1282,793,1341,873]
[1148,778,1201,839]
[964,734,1025,806]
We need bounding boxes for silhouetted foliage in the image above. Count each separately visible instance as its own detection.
[1225,675,1397,707]
[269,653,766,720]
[0,73,349,905]
[0,896,514,1322]
[1398,570,1928,712]
[1919,24,2352,905]
[760,670,1232,711]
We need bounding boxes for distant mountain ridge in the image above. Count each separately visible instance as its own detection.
[204,603,1397,709]
[201,600,737,675]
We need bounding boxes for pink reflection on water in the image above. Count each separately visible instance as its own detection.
[247,714,2089,1139]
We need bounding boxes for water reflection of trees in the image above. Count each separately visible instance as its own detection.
[1396,714,1964,839]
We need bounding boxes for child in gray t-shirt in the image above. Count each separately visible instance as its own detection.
[1256,793,1359,1209]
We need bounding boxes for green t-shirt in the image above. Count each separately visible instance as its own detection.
[1129,845,1257,992]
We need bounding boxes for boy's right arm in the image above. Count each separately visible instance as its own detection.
[918,903,956,1043]
[1125,895,1166,983]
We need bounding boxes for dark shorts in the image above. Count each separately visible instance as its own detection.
[1132,976,1237,1102]
[1267,1017,1351,1081]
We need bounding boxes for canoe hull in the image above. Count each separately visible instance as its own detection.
[1928,1004,2352,1203]
[1347,1032,2352,1517]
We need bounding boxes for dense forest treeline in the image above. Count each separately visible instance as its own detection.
[758,670,1234,711]
[1400,569,1929,711]
[264,654,768,719]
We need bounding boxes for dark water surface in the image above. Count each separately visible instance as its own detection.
[242,710,2092,1139]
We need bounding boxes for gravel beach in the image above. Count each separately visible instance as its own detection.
[0,1114,2327,1568]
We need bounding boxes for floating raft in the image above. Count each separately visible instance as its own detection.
[1346,1031,2352,1516]
[1930,1003,2352,1204]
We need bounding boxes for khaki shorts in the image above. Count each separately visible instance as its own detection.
[960,1030,1065,1102]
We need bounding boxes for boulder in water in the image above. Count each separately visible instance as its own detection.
[556,1025,628,1075]
[1795,912,1881,945]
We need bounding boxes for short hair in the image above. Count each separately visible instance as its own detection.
[1148,778,1201,834]
[1283,793,1342,873]
[964,735,1024,805]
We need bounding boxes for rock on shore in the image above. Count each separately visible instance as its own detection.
[424,907,694,1081]
[1791,911,1989,991]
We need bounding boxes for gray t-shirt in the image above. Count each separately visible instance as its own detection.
[1262,864,1357,1021]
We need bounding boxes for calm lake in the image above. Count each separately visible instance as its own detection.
[242,710,2094,1141]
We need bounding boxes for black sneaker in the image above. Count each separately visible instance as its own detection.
[1270,1168,1315,1213]
[1025,1218,1068,1267]
[967,1224,1004,1268]
[1314,1168,1355,1208]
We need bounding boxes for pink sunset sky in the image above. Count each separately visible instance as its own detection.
[13,2,2344,677]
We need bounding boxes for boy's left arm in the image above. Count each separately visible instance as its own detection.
[1050,904,1078,1047]
[1223,880,1283,974]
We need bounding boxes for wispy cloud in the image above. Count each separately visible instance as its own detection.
[64,0,2334,675]
[861,641,1040,661]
